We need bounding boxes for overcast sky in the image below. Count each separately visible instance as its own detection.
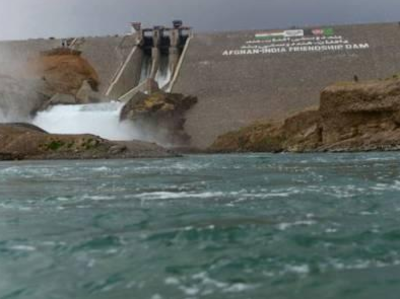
[0,0,399,40]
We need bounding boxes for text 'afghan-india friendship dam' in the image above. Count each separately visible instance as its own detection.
[2,21,400,148]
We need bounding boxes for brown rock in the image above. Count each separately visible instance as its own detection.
[119,92,149,120]
[108,144,127,155]
[120,91,197,146]
[28,48,100,98]
[281,109,322,152]
[210,77,400,153]
[210,122,284,153]
[320,79,400,145]
[0,123,177,160]
[0,48,101,119]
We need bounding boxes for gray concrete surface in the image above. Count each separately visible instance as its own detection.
[75,35,138,96]
[172,22,400,148]
[106,45,143,99]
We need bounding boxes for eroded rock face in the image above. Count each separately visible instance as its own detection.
[30,48,100,98]
[211,78,400,153]
[0,123,176,160]
[120,91,197,147]
[319,80,400,148]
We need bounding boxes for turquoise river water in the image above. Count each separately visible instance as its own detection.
[1,153,400,299]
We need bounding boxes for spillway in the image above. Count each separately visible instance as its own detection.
[139,54,172,89]
[32,102,140,141]
[155,55,172,89]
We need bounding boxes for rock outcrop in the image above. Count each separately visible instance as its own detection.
[0,48,102,120]
[0,124,176,160]
[211,77,400,153]
[120,91,197,146]
[29,48,99,98]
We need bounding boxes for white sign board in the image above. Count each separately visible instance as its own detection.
[223,28,370,56]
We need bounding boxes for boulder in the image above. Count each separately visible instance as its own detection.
[119,92,149,120]
[120,91,197,146]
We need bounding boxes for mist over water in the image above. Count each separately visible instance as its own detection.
[0,45,47,123]
[32,102,142,141]
[0,109,30,123]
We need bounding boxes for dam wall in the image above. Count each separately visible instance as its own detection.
[172,22,400,148]
[105,45,143,99]
[72,35,139,96]
[3,22,400,148]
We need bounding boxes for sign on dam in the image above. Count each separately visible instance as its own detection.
[172,22,400,148]
[222,30,370,56]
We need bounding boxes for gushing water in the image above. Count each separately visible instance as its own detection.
[155,55,172,89]
[30,53,173,142]
[139,55,152,83]
[140,54,172,89]
[32,102,141,141]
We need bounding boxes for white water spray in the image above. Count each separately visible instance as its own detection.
[30,54,174,143]
[155,55,172,89]
[140,55,172,89]
[32,102,142,141]
[155,68,172,89]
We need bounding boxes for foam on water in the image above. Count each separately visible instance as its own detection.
[32,102,141,141]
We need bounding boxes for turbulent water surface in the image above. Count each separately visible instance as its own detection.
[1,153,400,299]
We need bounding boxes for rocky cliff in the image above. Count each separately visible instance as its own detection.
[211,77,400,153]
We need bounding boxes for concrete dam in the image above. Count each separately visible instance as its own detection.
[2,22,400,148]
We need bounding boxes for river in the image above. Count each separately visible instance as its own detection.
[1,153,400,299]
